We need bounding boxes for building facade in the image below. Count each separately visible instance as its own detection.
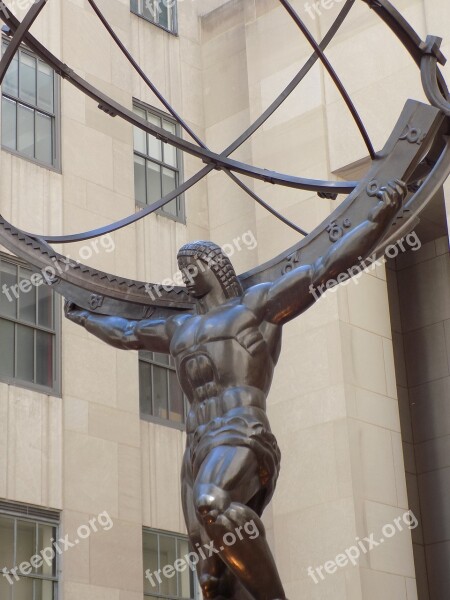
[0,1,449,599]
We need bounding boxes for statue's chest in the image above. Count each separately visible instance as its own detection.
[171,305,257,356]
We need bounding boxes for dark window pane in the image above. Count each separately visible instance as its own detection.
[14,576,33,600]
[35,112,52,165]
[152,365,168,419]
[159,2,169,30]
[139,361,152,416]
[162,121,177,167]
[36,330,53,388]
[130,0,140,13]
[143,0,156,23]
[34,579,54,600]
[134,155,146,204]
[37,283,53,329]
[2,97,17,151]
[146,161,162,205]
[16,324,34,382]
[178,538,192,598]
[0,573,12,600]
[18,268,36,324]
[143,531,159,594]
[17,104,34,157]
[0,259,18,318]
[37,61,54,113]
[16,520,36,567]
[0,319,14,380]
[3,50,18,97]
[154,352,169,366]
[0,516,15,570]
[159,535,177,597]
[169,370,184,423]
[37,524,56,576]
[19,51,36,105]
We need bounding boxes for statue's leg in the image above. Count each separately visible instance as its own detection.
[182,453,233,600]
[193,445,286,600]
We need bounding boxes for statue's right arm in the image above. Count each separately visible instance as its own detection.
[64,301,174,353]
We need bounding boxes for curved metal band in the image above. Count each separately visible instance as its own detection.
[421,54,450,117]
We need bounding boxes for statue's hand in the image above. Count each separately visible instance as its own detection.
[64,299,88,326]
[369,179,407,224]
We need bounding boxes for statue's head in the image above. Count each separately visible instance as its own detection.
[177,241,243,300]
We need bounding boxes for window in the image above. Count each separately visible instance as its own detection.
[0,254,60,394]
[131,0,177,34]
[133,103,184,221]
[143,529,196,600]
[139,351,188,427]
[1,40,59,168]
[0,501,59,600]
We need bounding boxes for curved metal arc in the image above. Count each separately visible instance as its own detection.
[279,0,376,160]
[86,0,308,237]
[421,54,450,116]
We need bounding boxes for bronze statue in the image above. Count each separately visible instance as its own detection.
[65,180,406,600]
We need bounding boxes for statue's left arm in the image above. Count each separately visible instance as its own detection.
[261,180,406,325]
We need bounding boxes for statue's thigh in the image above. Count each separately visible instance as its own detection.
[195,445,261,503]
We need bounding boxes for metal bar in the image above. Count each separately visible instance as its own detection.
[279,0,376,159]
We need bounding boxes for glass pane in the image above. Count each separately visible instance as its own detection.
[2,97,17,151]
[0,319,14,380]
[0,573,12,600]
[16,325,34,383]
[14,576,33,600]
[35,112,52,165]
[0,516,15,570]
[152,365,168,420]
[178,538,192,598]
[169,370,184,423]
[17,104,34,158]
[16,521,36,567]
[18,268,36,325]
[133,107,146,153]
[146,161,162,205]
[36,331,53,389]
[34,579,54,600]
[159,2,170,29]
[134,155,146,204]
[159,535,177,597]
[3,53,18,97]
[153,352,169,366]
[0,259,18,318]
[143,0,156,23]
[162,167,176,196]
[139,361,152,417]
[37,524,56,577]
[37,284,53,330]
[19,51,36,105]
[162,121,177,167]
[143,531,159,594]
[130,0,139,13]
[37,61,53,112]
[147,113,162,161]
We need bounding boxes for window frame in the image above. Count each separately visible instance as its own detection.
[139,350,189,431]
[133,100,185,223]
[0,252,62,397]
[1,37,61,172]
[130,0,178,36]
[0,501,60,600]
[143,527,198,600]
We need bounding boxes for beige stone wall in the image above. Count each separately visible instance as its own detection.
[0,1,448,600]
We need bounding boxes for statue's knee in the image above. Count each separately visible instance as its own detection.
[194,484,229,524]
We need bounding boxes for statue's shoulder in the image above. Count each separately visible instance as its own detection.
[242,281,272,314]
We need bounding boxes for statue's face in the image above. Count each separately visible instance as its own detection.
[178,257,218,299]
